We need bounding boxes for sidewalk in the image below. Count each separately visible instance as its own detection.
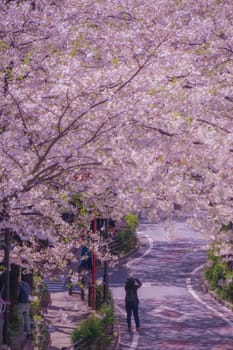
[47,290,91,349]
[23,289,91,350]
[21,246,134,350]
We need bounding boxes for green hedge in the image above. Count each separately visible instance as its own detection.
[71,303,114,348]
[124,213,139,231]
[115,213,139,254]
[71,314,104,342]
[9,306,21,340]
[204,249,233,303]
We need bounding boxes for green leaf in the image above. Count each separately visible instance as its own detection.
[170,76,177,85]
[0,40,9,50]
[147,88,157,96]
[111,58,119,66]
[21,52,33,65]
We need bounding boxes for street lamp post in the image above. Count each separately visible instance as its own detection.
[103,260,108,304]
[103,218,109,304]
[91,217,97,310]
[3,229,11,349]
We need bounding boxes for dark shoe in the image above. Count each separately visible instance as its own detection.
[27,334,33,339]
[136,327,140,332]
[128,327,131,332]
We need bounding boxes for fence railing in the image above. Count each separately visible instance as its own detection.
[108,237,121,254]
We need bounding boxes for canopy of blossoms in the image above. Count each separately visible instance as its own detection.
[0,0,232,271]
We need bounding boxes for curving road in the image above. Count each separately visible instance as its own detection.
[109,221,233,350]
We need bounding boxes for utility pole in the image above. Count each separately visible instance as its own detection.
[103,260,108,303]
[91,217,96,310]
[3,229,11,349]
[103,219,109,303]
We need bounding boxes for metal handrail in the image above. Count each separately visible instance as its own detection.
[108,237,121,253]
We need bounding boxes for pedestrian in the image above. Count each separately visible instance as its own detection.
[17,278,32,339]
[124,275,142,332]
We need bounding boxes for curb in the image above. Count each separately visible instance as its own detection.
[115,241,141,265]
[194,265,233,313]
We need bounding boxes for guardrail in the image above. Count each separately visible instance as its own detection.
[108,237,121,254]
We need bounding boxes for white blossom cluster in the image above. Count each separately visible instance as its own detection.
[0,0,232,271]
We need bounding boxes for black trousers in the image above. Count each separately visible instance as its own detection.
[126,302,140,328]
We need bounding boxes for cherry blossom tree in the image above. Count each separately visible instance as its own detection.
[0,0,233,272]
[0,0,167,270]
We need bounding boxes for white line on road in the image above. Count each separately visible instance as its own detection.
[115,304,139,350]
[126,234,153,268]
[186,265,233,328]
[190,264,205,275]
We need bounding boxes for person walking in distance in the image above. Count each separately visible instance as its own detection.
[17,278,32,339]
[125,275,142,332]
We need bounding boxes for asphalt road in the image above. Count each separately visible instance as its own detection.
[109,221,233,350]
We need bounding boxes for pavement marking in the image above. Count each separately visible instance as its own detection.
[190,263,205,275]
[115,304,139,350]
[186,265,233,328]
[151,305,188,322]
[142,282,152,287]
[126,234,153,267]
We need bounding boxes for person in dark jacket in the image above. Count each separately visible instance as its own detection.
[124,275,142,332]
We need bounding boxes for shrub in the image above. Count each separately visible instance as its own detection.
[116,214,139,254]
[124,213,139,231]
[207,249,219,263]
[71,300,115,347]
[212,264,225,287]
[96,284,104,309]
[116,228,138,253]
[205,261,228,288]
[30,298,41,318]
[99,303,114,328]
[9,306,21,339]
[204,249,233,303]
[225,281,233,300]
[217,283,233,301]
[71,314,104,343]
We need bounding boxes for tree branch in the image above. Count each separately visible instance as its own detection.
[9,93,41,159]
[196,118,231,134]
[116,35,168,92]
[142,125,176,137]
